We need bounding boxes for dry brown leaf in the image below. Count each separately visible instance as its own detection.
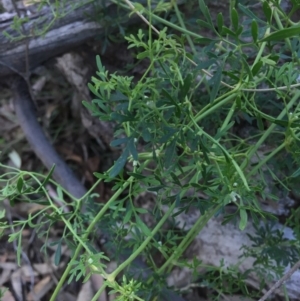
[0,102,16,124]
[32,76,47,93]
[33,263,55,275]
[45,104,58,120]
[86,156,100,173]
[12,202,45,217]
[0,262,17,270]
[43,103,59,129]
[20,265,38,282]
[90,274,107,301]
[11,269,23,301]
[0,253,8,263]
[8,150,21,168]
[27,204,47,215]
[1,287,15,301]
[65,154,83,164]
[27,276,53,301]
[23,0,41,6]
[56,291,76,301]
[77,280,94,301]
[108,292,117,301]
[55,145,83,164]
[0,269,11,286]
[21,228,32,237]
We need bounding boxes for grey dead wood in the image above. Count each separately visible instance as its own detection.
[0,0,133,77]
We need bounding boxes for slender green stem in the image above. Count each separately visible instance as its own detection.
[78,178,102,202]
[49,175,135,301]
[112,0,204,39]
[190,117,250,191]
[173,1,197,55]
[220,101,237,133]
[192,93,237,125]
[273,7,293,57]
[90,282,108,301]
[107,200,177,281]
[248,142,286,177]
[240,90,300,170]
[156,203,223,275]
[251,28,270,69]
[49,239,83,301]
[58,214,92,253]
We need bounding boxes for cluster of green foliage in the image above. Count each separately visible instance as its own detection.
[1,0,300,300]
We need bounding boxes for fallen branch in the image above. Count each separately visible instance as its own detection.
[0,0,129,77]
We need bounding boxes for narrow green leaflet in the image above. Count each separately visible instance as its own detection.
[197,20,212,29]
[110,138,128,147]
[251,19,259,42]
[239,209,248,230]
[54,240,62,266]
[110,112,137,123]
[194,58,216,70]
[262,1,272,23]
[170,172,182,186]
[0,209,5,219]
[164,138,177,168]
[198,0,214,28]
[56,186,63,200]
[123,207,132,224]
[260,25,300,42]
[221,26,237,38]
[17,231,22,266]
[161,89,181,117]
[252,61,263,76]
[238,4,264,23]
[110,91,129,102]
[39,165,56,189]
[96,55,106,81]
[8,231,20,243]
[217,13,224,33]
[128,137,138,161]
[16,176,23,193]
[135,215,152,236]
[256,112,264,131]
[231,8,239,31]
[109,147,130,178]
[209,67,222,103]
[215,122,235,140]
[87,83,101,98]
[127,172,147,179]
[179,73,193,100]
[291,168,300,178]
[158,127,177,144]
[135,208,148,214]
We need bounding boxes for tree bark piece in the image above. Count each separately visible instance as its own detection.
[0,0,128,77]
[12,75,87,198]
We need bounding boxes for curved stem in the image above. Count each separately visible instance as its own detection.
[240,90,300,170]
[49,176,134,301]
[156,203,222,275]
[107,200,177,281]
